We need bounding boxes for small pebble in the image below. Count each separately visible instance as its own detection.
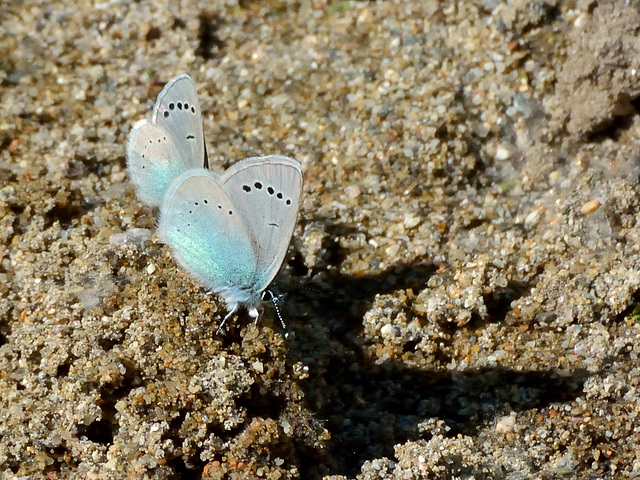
[495,415,516,434]
[252,361,264,373]
[580,200,601,215]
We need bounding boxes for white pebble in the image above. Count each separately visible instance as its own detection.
[252,361,264,373]
[495,414,516,434]
[495,145,511,160]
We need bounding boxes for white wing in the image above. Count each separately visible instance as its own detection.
[221,156,303,292]
[152,74,207,169]
[127,74,209,206]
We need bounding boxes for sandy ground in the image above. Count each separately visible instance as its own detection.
[2,0,640,478]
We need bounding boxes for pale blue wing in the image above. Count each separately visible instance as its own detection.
[126,120,193,206]
[152,74,207,169]
[127,74,209,207]
[158,169,257,294]
[221,156,303,292]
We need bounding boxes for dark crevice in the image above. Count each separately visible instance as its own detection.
[65,155,110,178]
[9,203,25,214]
[167,456,203,480]
[287,249,308,277]
[78,419,113,445]
[56,360,71,377]
[5,203,25,240]
[481,280,532,325]
[43,188,93,230]
[587,95,640,143]
[462,217,489,230]
[28,349,42,366]
[105,249,141,288]
[161,409,206,479]
[0,167,16,185]
[0,316,10,347]
[98,335,122,351]
[236,383,286,422]
[145,26,161,42]
[172,17,186,30]
[80,360,141,446]
[5,457,19,473]
[164,409,188,439]
[614,289,640,323]
[63,157,93,179]
[17,109,55,124]
[401,339,419,355]
[195,12,224,59]
[214,321,244,350]
[46,443,79,472]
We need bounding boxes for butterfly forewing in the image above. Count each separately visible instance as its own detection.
[152,74,207,170]
[220,156,303,291]
[158,169,257,293]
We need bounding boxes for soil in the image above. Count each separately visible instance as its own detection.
[1,1,640,479]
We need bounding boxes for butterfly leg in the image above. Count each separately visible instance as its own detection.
[216,305,238,334]
[248,304,263,324]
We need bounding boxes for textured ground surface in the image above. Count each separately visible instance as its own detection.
[2,1,640,479]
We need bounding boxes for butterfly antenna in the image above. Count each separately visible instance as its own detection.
[278,282,323,295]
[272,297,287,331]
[264,289,287,331]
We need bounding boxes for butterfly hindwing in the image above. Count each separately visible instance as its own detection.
[126,120,191,206]
[158,169,257,294]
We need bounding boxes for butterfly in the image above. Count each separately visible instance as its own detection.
[127,74,303,326]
